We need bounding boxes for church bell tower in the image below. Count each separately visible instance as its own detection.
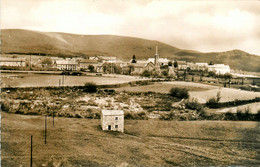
[154,46,159,67]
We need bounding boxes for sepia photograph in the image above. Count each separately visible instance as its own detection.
[1,0,260,166]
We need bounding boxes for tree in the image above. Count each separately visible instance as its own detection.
[208,71,216,78]
[162,70,168,77]
[41,57,52,67]
[128,65,134,75]
[174,61,178,68]
[88,65,95,72]
[131,55,137,63]
[209,61,214,65]
[142,70,151,77]
[83,82,97,93]
[169,87,189,99]
[183,71,187,81]
[168,61,173,66]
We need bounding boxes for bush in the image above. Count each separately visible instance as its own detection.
[83,82,97,93]
[169,87,189,99]
[224,112,237,120]
[142,70,151,78]
[205,98,219,108]
[124,111,148,120]
[185,98,203,111]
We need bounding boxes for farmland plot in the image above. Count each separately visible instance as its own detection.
[190,87,260,103]
[115,81,260,103]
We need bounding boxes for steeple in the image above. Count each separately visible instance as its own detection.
[154,46,159,67]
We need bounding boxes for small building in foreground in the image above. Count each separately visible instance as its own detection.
[101,110,124,132]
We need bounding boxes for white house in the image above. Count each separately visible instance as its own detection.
[0,58,26,67]
[55,59,78,71]
[195,63,208,71]
[101,110,124,132]
[147,58,169,66]
[208,64,231,75]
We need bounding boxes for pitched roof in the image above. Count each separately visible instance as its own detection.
[79,59,98,63]
[102,110,124,116]
[55,60,77,65]
[0,58,26,62]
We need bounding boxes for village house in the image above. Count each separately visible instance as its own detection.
[177,61,187,70]
[54,59,78,71]
[187,62,196,70]
[147,58,169,66]
[79,59,99,71]
[101,110,124,132]
[195,63,208,71]
[128,61,155,74]
[99,56,117,63]
[208,64,231,75]
[0,57,26,67]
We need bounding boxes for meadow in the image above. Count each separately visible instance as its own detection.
[1,112,260,166]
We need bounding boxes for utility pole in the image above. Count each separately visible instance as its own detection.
[45,115,47,144]
[53,111,55,127]
[30,55,32,70]
[30,135,33,167]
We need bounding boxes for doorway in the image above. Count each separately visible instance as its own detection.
[108,125,111,130]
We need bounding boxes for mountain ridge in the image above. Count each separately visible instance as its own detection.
[1,29,260,72]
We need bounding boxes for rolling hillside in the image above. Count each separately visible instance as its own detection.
[1,29,260,72]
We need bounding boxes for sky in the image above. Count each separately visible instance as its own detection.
[1,0,260,55]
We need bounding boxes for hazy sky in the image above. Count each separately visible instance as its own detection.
[2,0,260,55]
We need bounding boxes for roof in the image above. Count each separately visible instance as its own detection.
[177,61,187,65]
[195,63,208,66]
[79,59,98,63]
[99,56,117,60]
[0,58,26,62]
[130,63,146,68]
[102,110,124,116]
[55,60,77,65]
[148,58,169,63]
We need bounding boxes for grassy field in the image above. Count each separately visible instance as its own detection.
[1,112,260,166]
[1,73,145,87]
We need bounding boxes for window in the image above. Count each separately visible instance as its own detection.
[115,125,118,128]
[115,117,118,120]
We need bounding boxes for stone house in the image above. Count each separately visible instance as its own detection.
[101,110,124,132]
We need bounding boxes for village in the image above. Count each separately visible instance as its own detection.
[0,46,232,77]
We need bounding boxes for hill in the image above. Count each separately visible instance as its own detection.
[1,29,260,72]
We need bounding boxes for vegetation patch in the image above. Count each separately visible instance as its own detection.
[169,87,189,99]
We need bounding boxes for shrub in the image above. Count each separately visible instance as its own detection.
[124,111,148,120]
[169,87,189,99]
[84,108,101,119]
[83,82,97,93]
[142,70,151,77]
[205,98,219,108]
[160,111,177,121]
[185,98,203,111]
[224,112,237,121]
